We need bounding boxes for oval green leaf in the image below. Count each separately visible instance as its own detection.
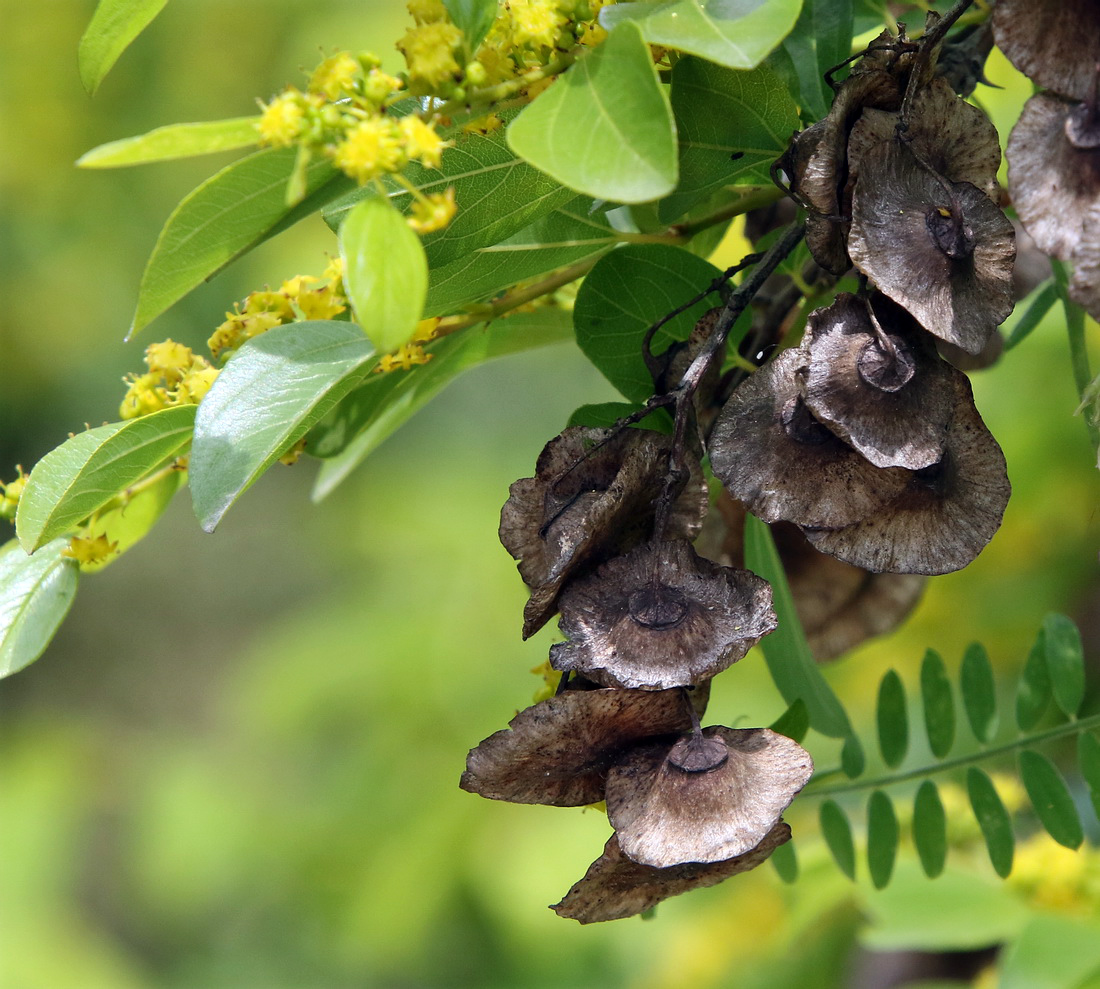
[131,147,343,336]
[340,197,428,354]
[1016,626,1052,731]
[0,539,79,679]
[16,405,196,554]
[841,731,865,779]
[960,641,998,744]
[77,118,260,168]
[876,669,908,769]
[507,21,678,203]
[777,0,854,121]
[820,799,856,880]
[1019,749,1084,849]
[1078,732,1100,820]
[967,766,1014,877]
[921,649,956,759]
[443,0,497,53]
[912,780,947,879]
[601,0,802,70]
[770,838,798,883]
[1041,613,1085,718]
[743,514,852,739]
[867,790,899,890]
[78,0,169,95]
[573,244,727,403]
[190,321,374,530]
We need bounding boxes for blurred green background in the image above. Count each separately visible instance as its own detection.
[2,4,1100,988]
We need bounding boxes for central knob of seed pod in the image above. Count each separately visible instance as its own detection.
[628,585,689,629]
[926,206,975,260]
[857,336,917,392]
[667,732,730,772]
[781,396,832,446]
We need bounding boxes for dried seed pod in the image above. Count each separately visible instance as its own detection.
[1070,202,1100,319]
[992,0,1100,101]
[605,727,813,867]
[709,348,910,528]
[499,426,708,638]
[800,293,957,469]
[848,141,1015,354]
[459,684,707,807]
[804,373,1010,575]
[551,822,791,924]
[549,540,776,690]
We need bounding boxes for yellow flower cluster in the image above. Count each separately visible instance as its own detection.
[373,318,440,373]
[62,533,117,566]
[119,340,220,421]
[0,467,26,521]
[1008,832,1100,913]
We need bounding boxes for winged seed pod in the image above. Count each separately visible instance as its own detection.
[992,0,1100,103]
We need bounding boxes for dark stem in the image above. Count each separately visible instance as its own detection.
[898,0,975,132]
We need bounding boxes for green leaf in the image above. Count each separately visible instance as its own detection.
[912,780,947,879]
[920,649,955,759]
[0,539,79,679]
[1078,732,1100,820]
[841,732,865,778]
[960,641,998,744]
[309,309,573,500]
[999,914,1100,989]
[661,58,799,221]
[770,839,798,883]
[967,766,1014,878]
[190,321,374,530]
[424,197,617,316]
[600,0,803,70]
[1016,626,1052,731]
[78,0,169,95]
[778,0,854,121]
[80,469,183,573]
[1041,613,1085,718]
[131,147,344,336]
[325,127,575,270]
[15,406,196,553]
[443,0,497,52]
[567,402,651,431]
[866,790,898,890]
[77,118,260,168]
[819,799,856,880]
[573,244,726,403]
[507,22,678,203]
[1019,749,1084,849]
[769,698,810,743]
[743,514,852,738]
[1004,280,1056,351]
[876,669,908,769]
[339,197,428,354]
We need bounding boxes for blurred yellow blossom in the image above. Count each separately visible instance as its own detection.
[332,117,406,183]
[375,343,432,373]
[399,116,448,169]
[398,20,464,90]
[63,533,117,566]
[1009,832,1100,913]
[257,90,308,147]
[309,51,361,100]
[408,188,457,233]
[0,468,26,521]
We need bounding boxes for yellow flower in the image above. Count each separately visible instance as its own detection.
[399,116,448,169]
[331,116,406,183]
[412,317,441,343]
[374,343,432,373]
[257,90,307,147]
[119,372,170,420]
[309,51,361,100]
[144,339,195,383]
[208,310,284,361]
[407,0,448,24]
[0,468,26,521]
[363,68,406,106]
[408,188,457,234]
[174,364,220,405]
[462,113,504,136]
[530,659,563,704]
[63,533,117,566]
[295,283,347,320]
[243,289,294,320]
[279,437,308,466]
[397,21,464,89]
[509,0,566,49]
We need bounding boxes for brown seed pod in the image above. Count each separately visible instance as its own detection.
[604,727,813,868]
[550,822,791,924]
[848,141,1015,354]
[804,373,1010,575]
[549,540,776,690]
[459,684,707,807]
[709,348,910,528]
[992,0,1100,102]
[1070,202,1100,320]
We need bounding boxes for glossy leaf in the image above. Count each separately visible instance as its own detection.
[967,767,1014,877]
[77,117,260,168]
[80,469,183,573]
[1019,749,1083,849]
[573,244,725,403]
[424,197,617,316]
[601,0,803,70]
[912,781,947,879]
[770,839,798,883]
[661,58,798,221]
[16,406,196,553]
[841,732,865,778]
[1005,280,1057,351]
[743,514,852,739]
[310,309,573,500]
[1078,732,1100,820]
[999,914,1100,989]
[920,649,955,759]
[443,0,497,52]
[820,799,856,880]
[0,539,79,679]
[769,698,810,744]
[507,22,678,203]
[78,0,168,94]
[960,641,998,743]
[876,669,908,768]
[190,321,374,530]
[1041,613,1085,718]
[131,148,343,336]
[778,0,854,120]
[1016,627,1052,731]
[866,790,898,890]
[340,197,428,354]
